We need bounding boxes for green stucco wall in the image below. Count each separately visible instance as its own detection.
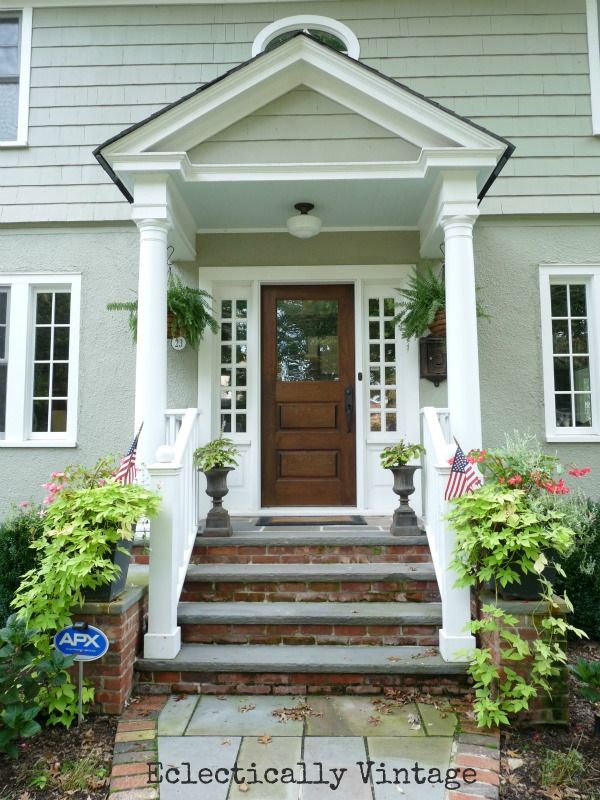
[475,217,600,498]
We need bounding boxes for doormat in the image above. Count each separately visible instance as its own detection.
[256,515,367,526]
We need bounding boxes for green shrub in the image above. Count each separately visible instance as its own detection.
[555,500,600,639]
[0,507,43,626]
[0,615,73,757]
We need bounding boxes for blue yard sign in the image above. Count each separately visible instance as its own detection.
[54,624,109,662]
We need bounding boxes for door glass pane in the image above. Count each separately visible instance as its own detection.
[276,299,339,381]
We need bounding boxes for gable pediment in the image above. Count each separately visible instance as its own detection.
[97,33,509,180]
[185,87,424,166]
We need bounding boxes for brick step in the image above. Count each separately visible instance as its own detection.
[180,562,440,603]
[135,644,469,696]
[178,601,442,646]
[132,532,430,566]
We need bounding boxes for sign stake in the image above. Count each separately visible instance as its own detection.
[78,660,84,726]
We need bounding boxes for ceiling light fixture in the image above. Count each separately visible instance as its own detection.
[286,202,322,239]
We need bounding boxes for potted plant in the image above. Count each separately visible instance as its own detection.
[393,263,446,340]
[12,476,161,628]
[193,436,240,537]
[107,273,219,348]
[462,434,592,599]
[380,439,426,536]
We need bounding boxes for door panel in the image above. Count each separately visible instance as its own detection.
[261,284,356,506]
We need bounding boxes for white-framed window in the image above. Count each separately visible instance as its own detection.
[252,15,360,60]
[539,264,600,441]
[216,295,248,434]
[0,7,32,146]
[586,0,600,134]
[0,274,81,446]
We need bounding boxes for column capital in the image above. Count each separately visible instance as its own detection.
[440,211,479,234]
[133,216,171,235]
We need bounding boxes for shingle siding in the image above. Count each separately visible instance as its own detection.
[1,0,597,222]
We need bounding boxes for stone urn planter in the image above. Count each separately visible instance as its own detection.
[389,465,422,536]
[379,440,426,537]
[194,436,240,538]
[200,466,234,537]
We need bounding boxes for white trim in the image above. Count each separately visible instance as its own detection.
[539,263,600,440]
[252,15,360,60]
[0,7,32,148]
[1,273,80,445]
[586,0,600,135]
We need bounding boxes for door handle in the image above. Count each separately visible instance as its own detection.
[344,386,354,433]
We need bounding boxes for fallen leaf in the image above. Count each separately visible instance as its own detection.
[507,757,524,771]
[239,781,250,793]
[258,735,272,745]
[387,656,401,662]
[407,713,421,730]
[368,715,382,726]
[238,703,256,714]
[272,703,322,723]
[221,738,231,746]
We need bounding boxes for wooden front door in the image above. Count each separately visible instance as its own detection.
[261,284,356,506]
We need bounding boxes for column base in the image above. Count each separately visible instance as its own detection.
[438,629,476,662]
[144,628,181,659]
[199,507,233,537]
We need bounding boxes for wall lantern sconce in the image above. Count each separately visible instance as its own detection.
[286,202,322,239]
[419,336,447,386]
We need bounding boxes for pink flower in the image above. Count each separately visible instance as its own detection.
[568,467,592,478]
[51,471,65,479]
[18,501,31,508]
[42,495,53,505]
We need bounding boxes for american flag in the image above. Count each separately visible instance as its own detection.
[444,444,481,500]
[114,424,143,485]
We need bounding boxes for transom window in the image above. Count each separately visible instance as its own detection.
[252,15,360,60]
[540,265,600,441]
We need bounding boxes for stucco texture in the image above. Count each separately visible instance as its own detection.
[0,226,140,514]
[475,217,600,498]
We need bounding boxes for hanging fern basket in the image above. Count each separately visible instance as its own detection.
[428,308,446,337]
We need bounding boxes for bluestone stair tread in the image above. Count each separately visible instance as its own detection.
[177,601,442,626]
[196,532,428,546]
[184,562,436,582]
[138,644,467,674]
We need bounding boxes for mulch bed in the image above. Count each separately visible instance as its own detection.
[500,640,600,800]
[0,716,117,800]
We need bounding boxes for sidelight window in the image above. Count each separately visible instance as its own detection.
[367,294,399,433]
[219,297,248,434]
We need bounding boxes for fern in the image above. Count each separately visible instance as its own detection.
[107,274,219,348]
[393,263,445,341]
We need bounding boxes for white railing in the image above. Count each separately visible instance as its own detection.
[420,406,475,662]
[143,407,202,659]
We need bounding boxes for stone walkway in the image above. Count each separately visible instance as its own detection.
[107,694,500,800]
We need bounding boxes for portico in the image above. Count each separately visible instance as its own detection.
[96,32,512,661]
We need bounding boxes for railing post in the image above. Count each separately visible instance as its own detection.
[434,463,476,662]
[144,452,182,660]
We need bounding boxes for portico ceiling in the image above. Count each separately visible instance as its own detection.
[95,33,513,258]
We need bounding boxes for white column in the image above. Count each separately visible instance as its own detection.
[442,214,483,451]
[134,218,169,467]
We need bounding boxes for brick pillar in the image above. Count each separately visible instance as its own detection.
[476,593,569,726]
[71,586,147,714]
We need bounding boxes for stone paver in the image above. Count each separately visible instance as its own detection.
[157,695,199,735]
[110,695,500,800]
[367,736,454,799]
[417,702,458,736]
[186,695,304,736]
[305,696,426,737]
[229,736,302,799]
[157,735,242,800]
[302,736,372,799]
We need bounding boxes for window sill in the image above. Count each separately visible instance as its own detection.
[0,440,77,448]
[0,140,28,148]
[545,434,600,443]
